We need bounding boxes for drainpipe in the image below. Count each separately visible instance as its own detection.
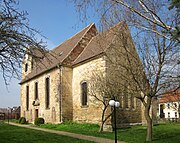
[57,64,63,123]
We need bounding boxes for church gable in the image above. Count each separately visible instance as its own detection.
[62,23,97,65]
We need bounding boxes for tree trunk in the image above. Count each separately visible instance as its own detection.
[146,114,152,142]
[144,96,153,142]
[99,120,105,132]
[99,106,107,132]
[99,105,112,132]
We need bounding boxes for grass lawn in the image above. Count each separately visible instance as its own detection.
[0,122,94,143]
[40,122,180,143]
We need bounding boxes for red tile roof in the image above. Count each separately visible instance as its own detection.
[159,88,180,103]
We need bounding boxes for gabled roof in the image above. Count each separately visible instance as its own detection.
[159,88,180,103]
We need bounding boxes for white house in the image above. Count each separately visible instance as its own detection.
[159,88,180,120]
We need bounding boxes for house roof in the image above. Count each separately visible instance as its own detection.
[20,21,128,84]
[159,88,180,103]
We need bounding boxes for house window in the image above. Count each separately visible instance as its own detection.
[81,82,87,106]
[25,63,28,72]
[160,104,165,118]
[168,112,170,118]
[167,103,170,109]
[26,85,29,111]
[174,103,177,108]
[45,77,50,109]
[35,82,38,100]
[175,112,177,118]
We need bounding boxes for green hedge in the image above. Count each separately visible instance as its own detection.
[18,117,26,124]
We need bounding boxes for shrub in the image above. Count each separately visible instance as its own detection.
[63,120,75,125]
[18,117,26,124]
[34,117,45,126]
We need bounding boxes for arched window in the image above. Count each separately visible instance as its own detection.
[81,82,87,106]
[26,85,29,111]
[45,77,50,109]
[130,95,135,109]
[34,82,38,100]
[25,63,28,72]
[123,85,129,108]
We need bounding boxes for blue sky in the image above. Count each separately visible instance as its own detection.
[0,0,98,108]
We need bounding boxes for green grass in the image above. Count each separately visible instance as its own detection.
[0,122,94,143]
[40,122,180,143]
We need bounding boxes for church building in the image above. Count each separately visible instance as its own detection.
[20,21,146,128]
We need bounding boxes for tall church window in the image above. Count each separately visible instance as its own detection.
[119,95,123,108]
[124,95,129,108]
[26,85,29,111]
[35,82,38,100]
[124,86,129,108]
[45,77,50,109]
[81,82,87,106]
[31,61,34,70]
[131,95,135,109]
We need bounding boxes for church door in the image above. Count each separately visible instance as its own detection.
[35,109,38,119]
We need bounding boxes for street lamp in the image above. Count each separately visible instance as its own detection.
[109,99,120,143]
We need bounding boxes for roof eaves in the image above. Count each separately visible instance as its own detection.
[72,52,105,67]
[19,64,60,84]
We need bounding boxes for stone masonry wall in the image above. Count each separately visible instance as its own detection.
[20,68,61,124]
[104,27,144,126]
[61,66,73,121]
[72,56,111,124]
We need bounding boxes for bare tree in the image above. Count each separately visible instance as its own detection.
[71,1,179,141]
[0,0,46,85]
[88,71,122,132]
[102,22,179,141]
[72,0,179,43]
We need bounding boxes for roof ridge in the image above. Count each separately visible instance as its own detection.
[61,23,96,63]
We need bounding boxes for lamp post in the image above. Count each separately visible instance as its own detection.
[7,107,10,124]
[109,99,120,143]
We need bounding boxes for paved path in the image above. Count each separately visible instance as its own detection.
[7,122,126,143]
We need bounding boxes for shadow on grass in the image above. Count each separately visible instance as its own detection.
[153,132,179,142]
